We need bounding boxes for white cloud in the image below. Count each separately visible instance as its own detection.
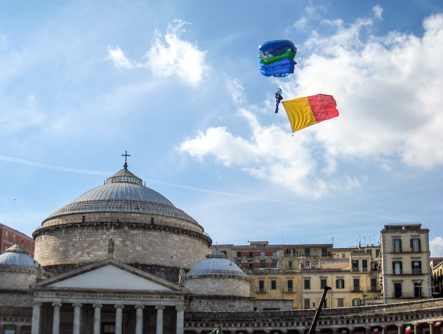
[288,13,443,170]
[430,237,443,257]
[293,17,308,30]
[179,109,354,199]
[106,20,208,87]
[225,78,244,104]
[179,13,443,198]
[106,46,134,69]
[373,5,384,20]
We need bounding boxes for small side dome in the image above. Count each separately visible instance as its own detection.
[185,250,250,297]
[0,244,39,270]
[186,250,247,278]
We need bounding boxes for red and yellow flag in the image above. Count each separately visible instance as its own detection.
[282,94,339,133]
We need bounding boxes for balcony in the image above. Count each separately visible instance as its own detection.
[255,288,267,294]
[284,288,296,293]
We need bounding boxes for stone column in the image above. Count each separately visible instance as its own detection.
[135,304,145,334]
[52,302,62,334]
[414,325,419,334]
[156,306,165,334]
[73,303,82,334]
[429,323,435,334]
[93,304,103,334]
[332,328,338,334]
[31,302,42,334]
[176,305,185,334]
[16,325,22,334]
[397,324,404,334]
[115,304,124,334]
[381,326,387,334]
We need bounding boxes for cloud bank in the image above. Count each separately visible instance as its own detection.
[106,20,207,86]
[179,14,443,198]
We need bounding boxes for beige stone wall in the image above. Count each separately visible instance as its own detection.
[0,270,37,289]
[186,295,293,312]
[185,277,250,297]
[34,222,210,270]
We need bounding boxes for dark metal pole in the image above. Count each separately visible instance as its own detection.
[308,286,331,334]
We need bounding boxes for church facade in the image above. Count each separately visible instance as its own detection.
[0,163,442,334]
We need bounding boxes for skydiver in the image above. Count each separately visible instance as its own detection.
[275,88,283,113]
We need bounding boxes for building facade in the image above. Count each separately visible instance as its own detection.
[0,224,34,257]
[213,243,383,309]
[380,224,432,303]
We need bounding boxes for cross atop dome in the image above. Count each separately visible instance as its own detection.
[122,151,131,169]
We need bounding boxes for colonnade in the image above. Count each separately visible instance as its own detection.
[31,301,185,334]
[186,320,442,334]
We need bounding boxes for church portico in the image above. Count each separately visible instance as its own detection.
[31,300,185,334]
[29,257,188,334]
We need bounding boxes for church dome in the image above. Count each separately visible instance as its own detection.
[44,167,197,225]
[33,158,211,280]
[186,250,247,278]
[0,244,39,270]
[184,250,250,297]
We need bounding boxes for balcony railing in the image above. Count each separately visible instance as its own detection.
[255,288,267,293]
[284,288,296,293]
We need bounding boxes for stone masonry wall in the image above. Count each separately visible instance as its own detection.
[185,277,250,297]
[185,295,293,313]
[0,270,37,289]
[34,221,210,270]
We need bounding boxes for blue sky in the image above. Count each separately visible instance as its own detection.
[1,0,443,254]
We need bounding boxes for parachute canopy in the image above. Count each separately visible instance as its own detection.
[259,40,297,77]
[282,94,339,133]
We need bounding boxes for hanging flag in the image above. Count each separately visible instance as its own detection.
[405,326,411,333]
[342,330,347,334]
[374,328,379,334]
[281,94,339,133]
[435,322,441,327]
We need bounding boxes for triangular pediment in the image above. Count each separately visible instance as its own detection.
[32,259,187,293]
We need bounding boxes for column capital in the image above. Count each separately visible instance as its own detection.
[73,303,82,308]
[135,304,145,310]
[156,305,165,310]
[52,302,62,307]
[33,302,42,307]
[93,303,103,308]
[176,305,185,312]
[114,304,125,309]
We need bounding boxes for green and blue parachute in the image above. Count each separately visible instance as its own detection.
[258,40,297,77]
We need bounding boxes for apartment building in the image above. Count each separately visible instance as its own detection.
[380,223,432,303]
[0,223,35,257]
[213,242,383,309]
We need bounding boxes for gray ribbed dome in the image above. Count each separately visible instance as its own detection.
[186,250,247,278]
[0,245,39,270]
[73,182,173,205]
[45,167,198,224]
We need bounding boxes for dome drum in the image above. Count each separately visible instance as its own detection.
[33,220,211,275]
